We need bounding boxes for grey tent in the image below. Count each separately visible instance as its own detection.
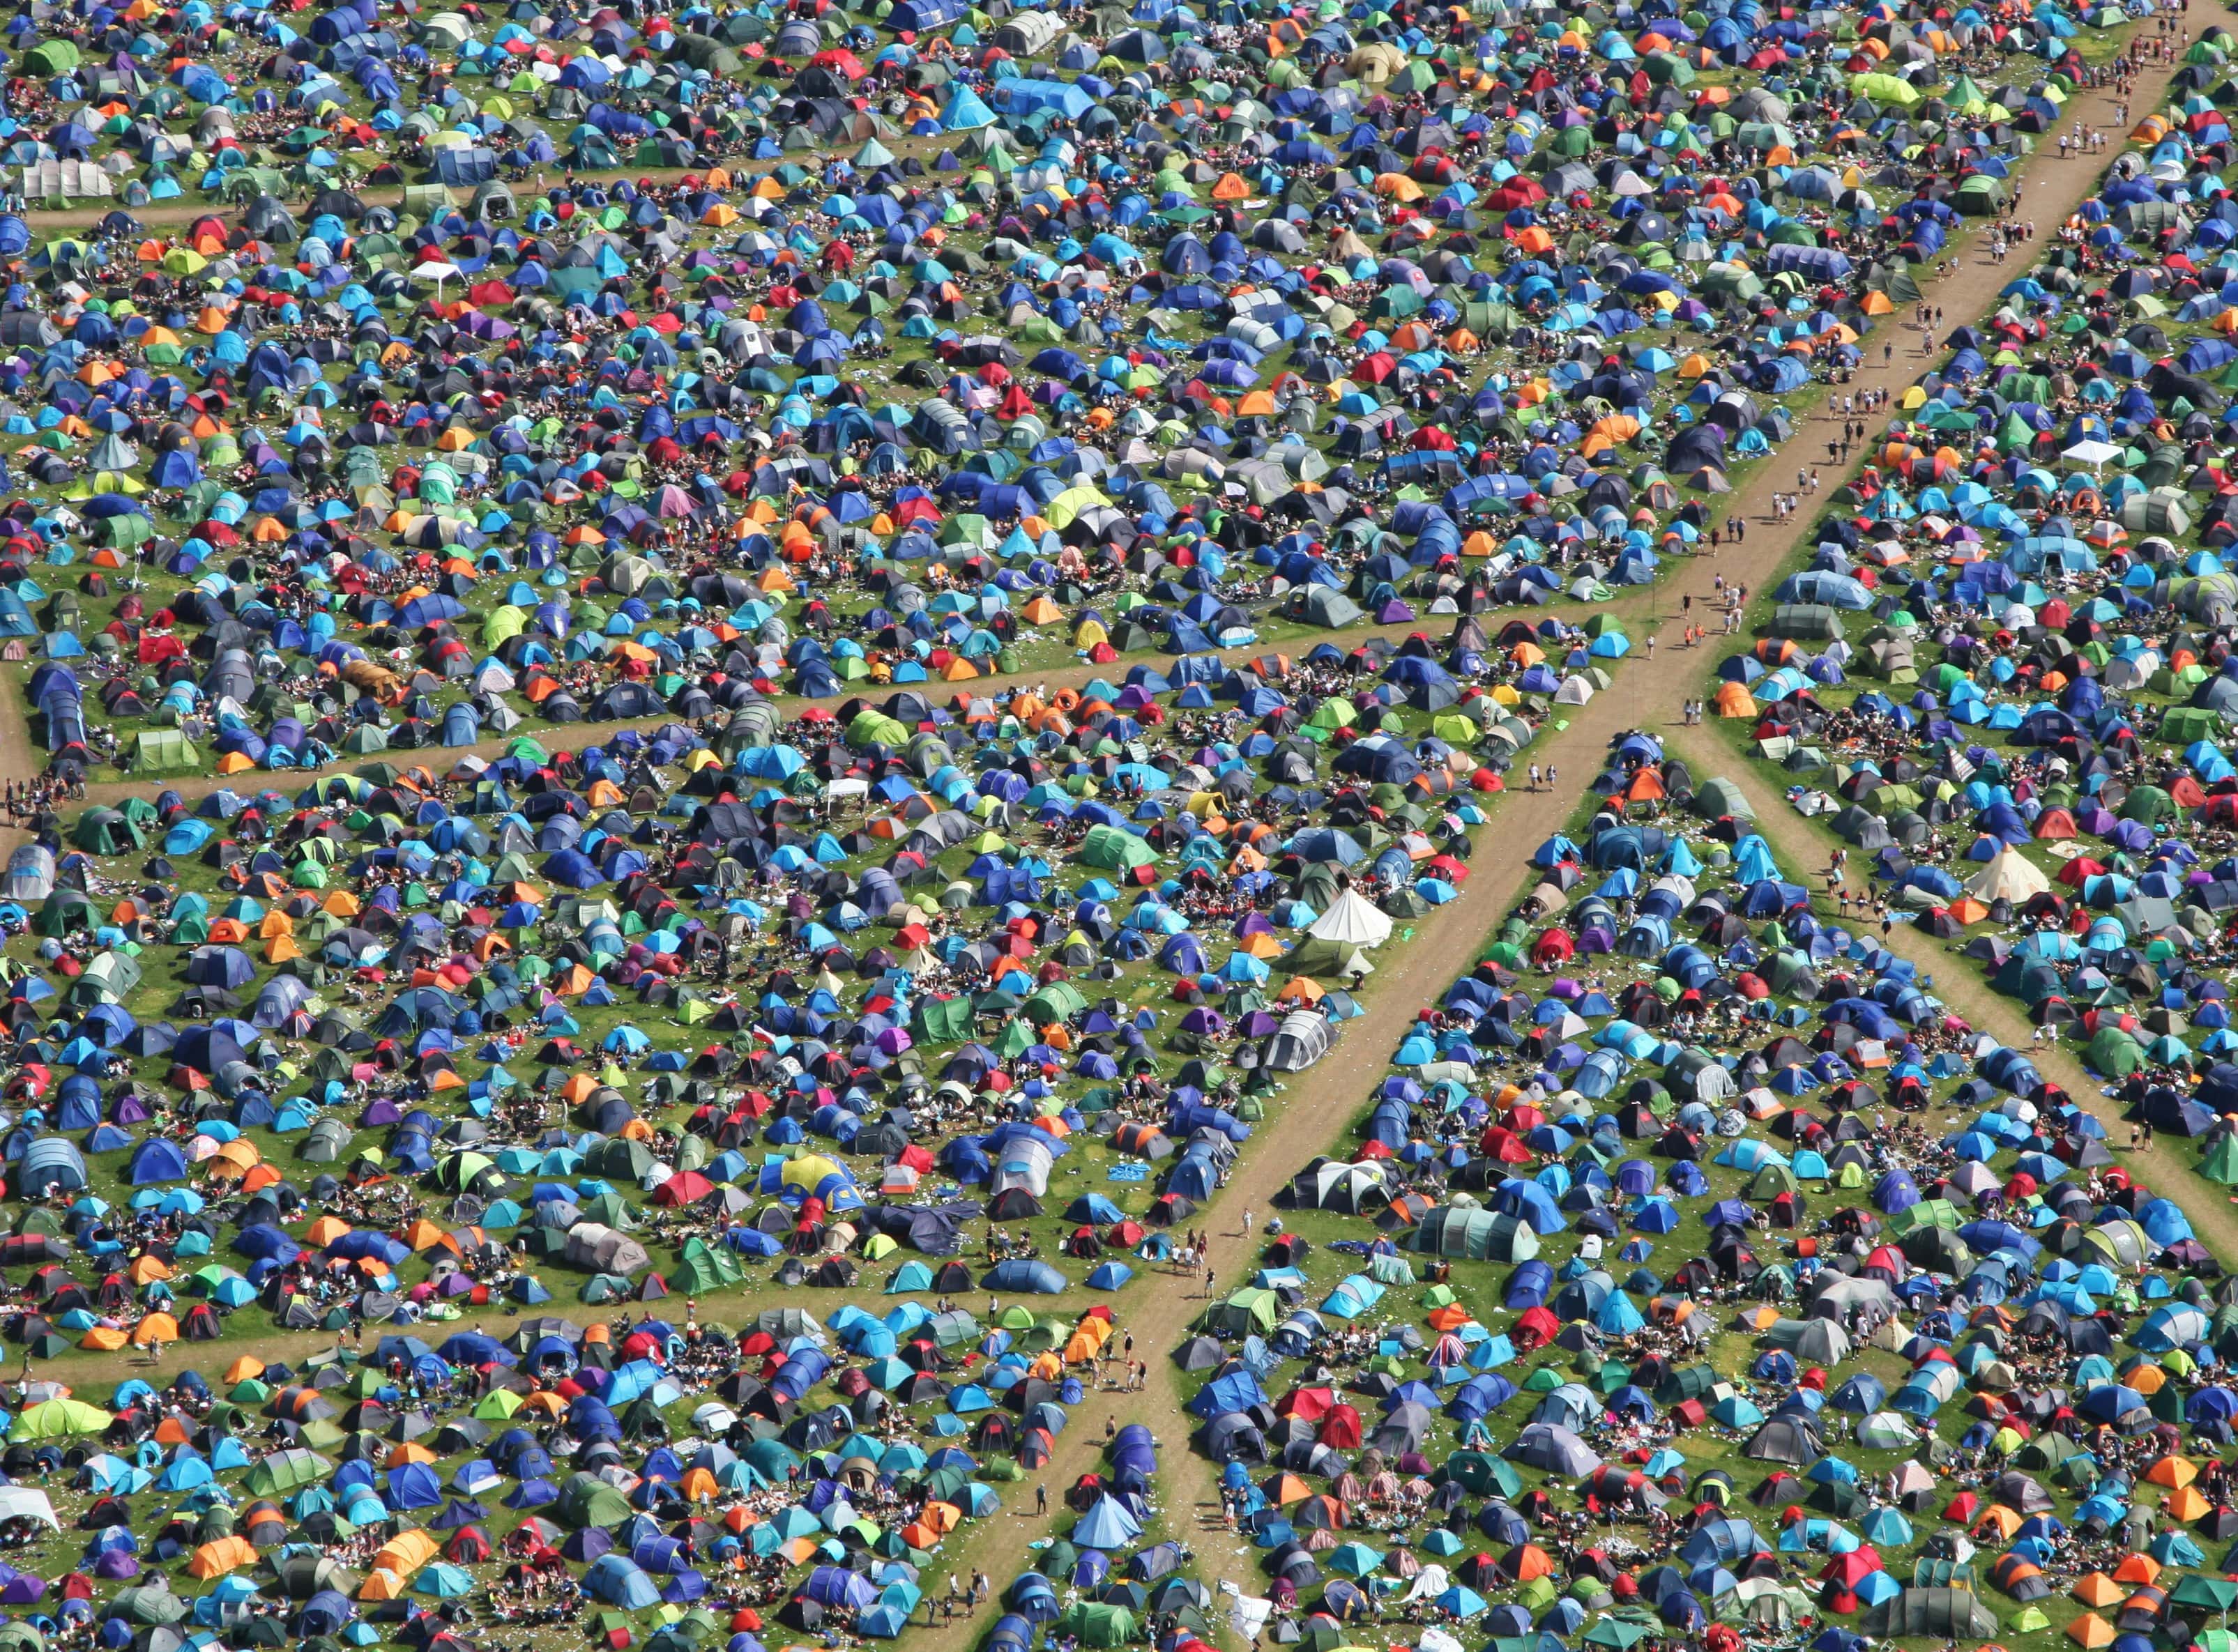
[1743,1414,1823,1465]
[563,1223,652,1276]
[990,1137,1055,1198]
[1693,778,1756,820]
[300,1117,353,1163]
[1,844,54,901]
[1764,1317,1852,1363]
[1408,1207,1538,1262]
[17,1138,86,1194]
[2121,491,2192,534]
[1503,1423,1602,1477]
[1265,1010,1333,1071]
[1769,604,1845,640]
[1288,586,1364,628]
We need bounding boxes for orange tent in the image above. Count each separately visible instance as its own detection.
[1505,1545,1555,1582]
[2165,1485,2209,1522]
[373,1531,439,1579]
[207,1138,262,1177]
[130,1313,179,1347]
[188,1536,258,1579]
[2066,1616,2115,1649]
[2143,1454,2193,1486]
[1972,1506,2022,1541]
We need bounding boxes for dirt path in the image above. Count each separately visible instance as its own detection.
[1660,721,2238,1269]
[14,136,966,232]
[66,614,1527,807]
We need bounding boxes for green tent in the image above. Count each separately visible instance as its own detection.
[1199,1287,1278,1335]
[2120,785,2174,824]
[913,995,973,1041]
[1023,981,1088,1027]
[108,1588,190,1627]
[24,40,79,75]
[556,1471,634,1528]
[1287,938,1372,979]
[847,709,911,749]
[72,807,145,854]
[1079,823,1155,872]
[2161,707,2225,744]
[2204,1134,2238,1185]
[2086,1025,2144,1078]
[244,1448,334,1494]
[33,891,95,938]
[673,1238,743,1293]
[1057,1604,1136,1646]
[8,1398,112,1440]
[1407,1206,1537,1261]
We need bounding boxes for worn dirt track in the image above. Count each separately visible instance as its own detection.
[14,135,971,233]
[71,615,1528,808]
[0,30,2200,1641]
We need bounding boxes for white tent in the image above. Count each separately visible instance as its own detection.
[1308,887,1394,948]
[0,1489,56,1529]
[1965,847,2049,904]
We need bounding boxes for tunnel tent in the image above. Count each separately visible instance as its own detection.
[1769,604,1845,640]
[130,725,204,770]
[1862,1589,1999,1638]
[18,1138,87,1194]
[24,39,79,75]
[1408,1207,1539,1261]
[1265,1010,1334,1071]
